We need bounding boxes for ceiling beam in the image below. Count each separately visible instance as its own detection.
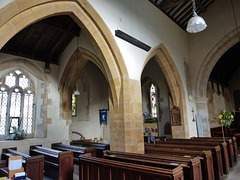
[39,19,79,36]
[159,0,186,10]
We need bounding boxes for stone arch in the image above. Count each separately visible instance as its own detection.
[195,29,240,99]
[143,44,189,138]
[59,47,115,113]
[0,0,145,152]
[194,28,240,136]
[0,0,127,108]
[0,58,49,82]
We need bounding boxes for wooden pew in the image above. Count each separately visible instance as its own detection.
[155,140,229,176]
[0,160,6,177]
[105,150,202,180]
[161,139,225,180]
[51,143,96,164]
[0,160,6,168]
[145,144,215,180]
[79,155,184,180]
[1,147,44,180]
[71,140,110,158]
[191,137,238,163]
[30,145,73,180]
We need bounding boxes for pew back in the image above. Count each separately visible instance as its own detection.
[79,156,184,180]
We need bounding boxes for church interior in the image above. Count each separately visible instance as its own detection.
[0,0,240,179]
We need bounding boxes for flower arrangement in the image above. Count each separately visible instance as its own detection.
[11,126,27,140]
[217,110,234,127]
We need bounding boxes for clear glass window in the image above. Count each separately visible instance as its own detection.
[0,70,34,137]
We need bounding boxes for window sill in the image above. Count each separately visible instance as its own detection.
[0,137,46,142]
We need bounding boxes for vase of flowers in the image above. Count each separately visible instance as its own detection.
[11,126,27,140]
[217,110,234,142]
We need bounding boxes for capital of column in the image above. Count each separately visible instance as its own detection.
[195,98,209,103]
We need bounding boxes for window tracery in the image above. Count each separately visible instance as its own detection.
[0,70,34,137]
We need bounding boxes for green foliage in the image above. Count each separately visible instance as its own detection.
[217,110,234,127]
[12,126,27,140]
[143,112,158,123]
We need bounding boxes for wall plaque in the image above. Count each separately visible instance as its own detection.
[171,106,182,126]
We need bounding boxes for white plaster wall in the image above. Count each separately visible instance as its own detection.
[88,0,188,81]
[189,0,240,97]
[0,0,13,9]
[58,31,98,81]
[88,0,195,137]
[72,62,109,142]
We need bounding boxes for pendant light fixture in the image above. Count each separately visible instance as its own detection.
[74,36,80,96]
[186,0,207,33]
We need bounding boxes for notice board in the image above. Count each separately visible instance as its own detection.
[143,123,158,137]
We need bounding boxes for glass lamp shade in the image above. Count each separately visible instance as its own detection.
[186,11,207,33]
[74,89,80,95]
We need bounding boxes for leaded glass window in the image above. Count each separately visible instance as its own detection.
[0,90,8,135]
[150,83,157,118]
[0,70,34,137]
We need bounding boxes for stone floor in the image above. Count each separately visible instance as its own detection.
[224,154,240,180]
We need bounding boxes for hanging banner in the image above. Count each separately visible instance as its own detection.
[99,109,108,125]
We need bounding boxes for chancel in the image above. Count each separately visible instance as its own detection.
[0,0,240,179]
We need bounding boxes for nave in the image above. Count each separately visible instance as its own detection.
[1,137,240,180]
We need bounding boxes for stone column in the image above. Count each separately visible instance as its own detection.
[110,79,144,154]
[195,98,211,137]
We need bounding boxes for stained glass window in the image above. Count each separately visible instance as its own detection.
[150,84,157,118]
[72,92,76,116]
[0,70,34,137]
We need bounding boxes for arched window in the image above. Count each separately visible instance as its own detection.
[150,83,157,118]
[72,92,76,116]
[0,70,34,137]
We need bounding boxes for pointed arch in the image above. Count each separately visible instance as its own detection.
[195,28,240,99]
[0,0,127,109]
[0,58,49,83]
[143,44,189,137]
[59,47,116,112]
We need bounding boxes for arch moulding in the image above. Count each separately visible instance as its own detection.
[144,44,189,138]
[194,28,240,136]
[195,29,240,99]
[0,0,149,153]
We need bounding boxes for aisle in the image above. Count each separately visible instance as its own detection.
[224,151,240,180]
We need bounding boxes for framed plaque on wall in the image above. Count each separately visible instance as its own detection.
[171,106,182,126]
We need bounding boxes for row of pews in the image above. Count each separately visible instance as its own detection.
[77,137,238,180]
[145,137,238,180]
[0,141,110,180]
[0,137,238,179]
